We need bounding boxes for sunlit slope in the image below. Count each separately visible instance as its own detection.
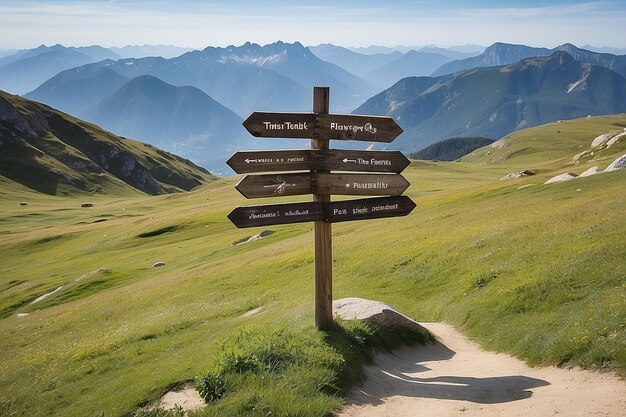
[0,90,214,196]
[0,115,624,416]
[462,113,626,174]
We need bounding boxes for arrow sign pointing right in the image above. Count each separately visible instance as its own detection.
[325,196,416,223]
[235,173,410,198]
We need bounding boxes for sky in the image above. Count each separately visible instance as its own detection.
[0,0,625,50]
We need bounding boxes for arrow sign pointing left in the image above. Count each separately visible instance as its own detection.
[227,150,410,174]
[228,201,323,228]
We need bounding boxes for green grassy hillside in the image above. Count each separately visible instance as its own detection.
[0,115,625,416]
[0,90,214,196]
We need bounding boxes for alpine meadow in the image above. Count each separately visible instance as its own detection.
[1,1,625,416]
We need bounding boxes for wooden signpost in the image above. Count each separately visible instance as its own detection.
[228,87,414,329]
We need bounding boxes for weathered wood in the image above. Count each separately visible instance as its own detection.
[242,111,403,143]
[325,196,416,223]
[242,112,316,138]
[313,173,409,196]
[317,113,403,142]
[236,172,409,198]
[228,149,411,174]
[227,150,311,173]
[312,86,333,330]
[235,173,312,198]
[227,196,416,227]
[227,201,323,228]
[312,149,410,173]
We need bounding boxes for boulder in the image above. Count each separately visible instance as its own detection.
[152,261,165,267]
[544,173,577,184]
[579,166,600,177]
[500,170,536,180]
[591,129,626,148]
[333,297,426,333]
[605,153,626,172]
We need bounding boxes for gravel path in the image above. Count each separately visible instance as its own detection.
[338,322,626,417]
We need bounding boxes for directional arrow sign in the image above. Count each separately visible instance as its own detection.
[312,150,410,173]
[235,173,312,198]
[227,149,410,174]
[313,173,409,196]
[242,112,316,139]
[228,201,323,228]
[227,196,416,228]
[242,112,403,143]
[227,150,311,173]
[235,173,409,198]
[317,114,403,143]
[325,196,416,223]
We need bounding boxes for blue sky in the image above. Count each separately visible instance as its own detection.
[1,1,625,49]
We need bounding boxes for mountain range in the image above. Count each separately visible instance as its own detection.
[4,40,626,173]
[309,44,483,88]
[0,44,121,94]
[355,51,626,152]
[0,90,212,195]
[26,41,375,118]
[432,42,626,78]
[80,75,246,170]
[108,44,193,59]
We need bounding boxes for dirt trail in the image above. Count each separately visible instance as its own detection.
[338,323,626,417]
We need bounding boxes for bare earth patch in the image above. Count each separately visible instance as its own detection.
[158,385,205,413]
[338,322,626,417]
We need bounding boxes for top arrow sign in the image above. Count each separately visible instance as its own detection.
[242,112,403,143]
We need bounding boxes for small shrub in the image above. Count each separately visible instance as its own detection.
[197,371,226,403]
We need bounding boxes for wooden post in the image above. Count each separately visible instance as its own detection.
[312,86,333,329]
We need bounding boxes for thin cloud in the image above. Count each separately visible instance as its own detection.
[0,0,624,49]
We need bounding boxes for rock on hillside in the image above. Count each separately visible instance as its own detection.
[0,90,213,196]
[605,153,626,172]
[333,297,427,333]
[545,173,577,184]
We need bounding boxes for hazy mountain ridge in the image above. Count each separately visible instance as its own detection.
[109,44,193,59]
[0,44,121,94]
[366,50,452,88]
[432,42,552,76]
[432,42,626,78]
[80,75,247,171]
[355,51,626,153]
[308,43,403,79]
[309,44,480,88]
[26,63,130,116]
[0,90,212,195]
[26,41,373,118]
